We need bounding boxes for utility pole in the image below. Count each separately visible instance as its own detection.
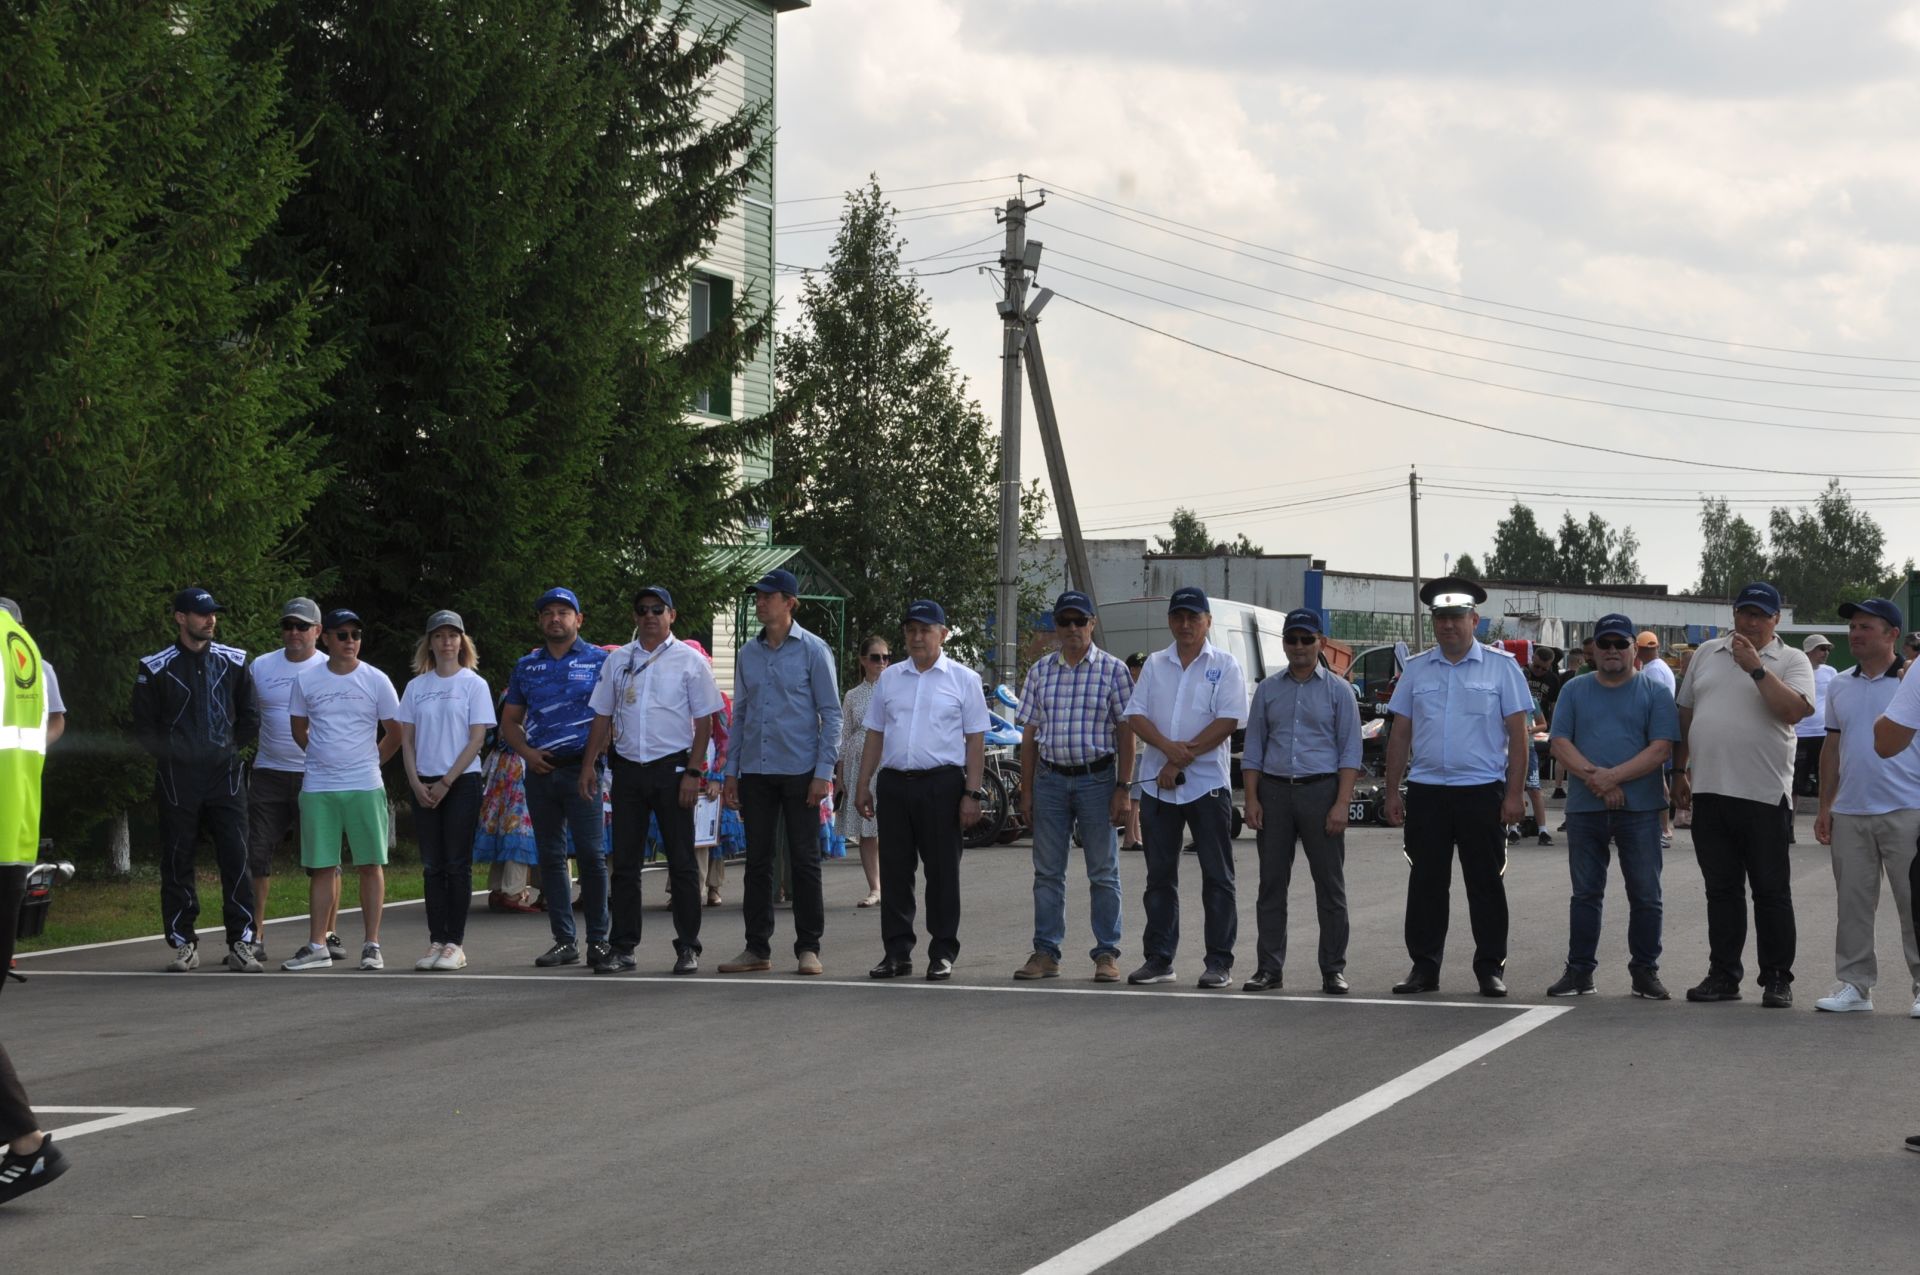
[1408,466,1423,653]
[1022,297,1099,641]
[993,182,1043,688]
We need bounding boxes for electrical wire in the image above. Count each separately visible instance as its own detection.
[776,258,994,279]
[777,174,1020,206]
[777,204,1007,236]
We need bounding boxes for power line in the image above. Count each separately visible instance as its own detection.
[777,174,1019,206]
[775,257,994,280]
[776,204,1006,236]
[1028,176,1920,366]
[1073,465,1405,514]
[779,194,1013,232]
[1047,290,1920,482]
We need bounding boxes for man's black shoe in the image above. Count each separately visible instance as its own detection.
[1393,970,1439,994]
[1243,969,1283,992]
[534,941,580,968]
[1686,974,1742,1002]
[1478,973,1508,998]
[1547,967,1595,997]
[1322,971,1350,995]
[0,1134,69,1205]
[671,950,697,975]
[1905,1135,1920,1153]
[1630,967,1670,1000]
[1761,978,1793,1008]
[868,956,912,979]
[926,958,954,982]
[585,941,615,973]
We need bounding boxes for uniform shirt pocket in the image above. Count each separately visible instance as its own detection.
[1460,681,1502,716]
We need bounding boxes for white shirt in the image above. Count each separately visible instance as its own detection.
[287,661,400,793]
[43,661,64,715]
[1826,657,1920,815]
[587,635,724,763]
[1797,662,1838,739]
[397,667,496,778]
[1124,638,1249,805]
[863,653,990,771]
[250,648,323,773]
[1638,656,1676,699]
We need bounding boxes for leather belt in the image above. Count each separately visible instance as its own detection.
[886,765,963,779]
[1042,754,1115,777]
[613,749,691,770]
[544,753,585,768]
[1264,772,1335,785]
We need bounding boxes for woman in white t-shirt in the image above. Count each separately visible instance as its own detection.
[396,610,497,972]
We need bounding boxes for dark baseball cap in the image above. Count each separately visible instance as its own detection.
[752,568,799,596]
[1282,608,1322,635]
[902,599,947,626]
[1053,590,1095,619]
[535,586,581,614]
[424,609,465,634]
[1838,597,1904,630]
[634,585,674,610]
[1592,613,1636,642]
[1733,581,1782,616]
[1124,651,1148,669]
[1168,587,1210,615]
[172,587,223,615]
[322,608,363,630]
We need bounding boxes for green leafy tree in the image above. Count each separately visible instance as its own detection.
[0,1,333,850]
[775,182,1046,671]
[1157,507,1212,554]
[1228,532,1265,556]
[1551,512,1645,586]
[1482,503,1559,581]
[1695,496,1769,598]
[1765,480,1904,620]
[247,0,782,675]
[1453,552,1481,580]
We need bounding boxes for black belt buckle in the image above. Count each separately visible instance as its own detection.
[1044,754,1114,777]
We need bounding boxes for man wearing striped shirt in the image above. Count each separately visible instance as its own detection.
[1014,591,1136,983]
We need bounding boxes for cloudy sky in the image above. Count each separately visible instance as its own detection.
[772,1,1920,600]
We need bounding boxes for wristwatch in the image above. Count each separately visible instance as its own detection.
[968,788,988,801]
[1749,666,1766,682]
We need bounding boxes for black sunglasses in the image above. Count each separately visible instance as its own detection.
[1056,615,1091,628]
[281,620,315,632]
[331,629,364,642]
[1281,633,1316,645]
[634,604,668,617]
[1594,638,1630,650]
[863,652,891,664]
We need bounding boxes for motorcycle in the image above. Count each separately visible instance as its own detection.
[965,685,1026,849]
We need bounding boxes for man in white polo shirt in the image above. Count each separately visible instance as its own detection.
[1672,582,1815,1008]
[581,585,723,976]
[247,597,327,961]
[1814,598,1920,1016]
[1122,586,1248,989]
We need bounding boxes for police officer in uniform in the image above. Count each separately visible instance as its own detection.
[1383,577,1531,997]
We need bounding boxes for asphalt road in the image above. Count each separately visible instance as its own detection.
[6,805,1916,1273]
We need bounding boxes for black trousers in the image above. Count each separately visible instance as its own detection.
[1254,774,1348,976]
[1,865,38,1141]
[411,772,481,946]
[1792,737,1823,799]
[1403,781,1508,979]
[609,752,700,957]
[739,771,824,958]
[156,759,255,949]
[876,767,964,963]
[1691,791,1796,985]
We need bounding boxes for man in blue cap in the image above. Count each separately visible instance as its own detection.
[131,586,261,973]
[1672,581,1814,1007]
[499,587,611,970]
[1546,612,1680,999]
[1012,590,1136,983]
[1122,587,1248,987]
[720,567,841,977]
[1241,607,1361,994]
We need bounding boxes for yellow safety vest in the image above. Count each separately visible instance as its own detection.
[0,610,47,865]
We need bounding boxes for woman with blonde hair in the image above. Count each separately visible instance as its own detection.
[835,635,889,907]
[396,610,496,971]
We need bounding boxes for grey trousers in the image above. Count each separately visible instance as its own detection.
[1254,774,1349,976]
[1829,809,1920,994]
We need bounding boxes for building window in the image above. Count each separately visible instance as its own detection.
[690,273,733,418]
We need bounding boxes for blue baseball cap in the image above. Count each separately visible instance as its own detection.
[534,586,581,614]
[322,608,362,630]
[1052,590,1095,619]
[1733,581,1782,616]
[1282,608,1322,635]
[1838,597,1904,630]
[1592,613,1636,641]
[172,587,223,615]
[752,568,800,596]
[1168,587,1210,615]
[634,585,674,610]
[902,599,947,626]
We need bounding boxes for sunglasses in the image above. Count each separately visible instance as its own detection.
[1282,634,1317,646]
[332,630,363,642]
[281,620,315,632]
[634,604,668,617]
[863,652,891,664]
[1594,638,1630,651]
[1056,615,1091,628]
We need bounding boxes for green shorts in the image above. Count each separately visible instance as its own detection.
[298,788,390,869]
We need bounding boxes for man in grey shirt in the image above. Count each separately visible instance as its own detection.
[1240,609,1362,994]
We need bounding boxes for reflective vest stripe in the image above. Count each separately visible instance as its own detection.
[0,723,48,753]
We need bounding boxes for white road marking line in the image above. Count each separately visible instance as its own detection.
[1019,1005,1570,1275]
[20,968,1528,1010]
[35,1106,193,1140]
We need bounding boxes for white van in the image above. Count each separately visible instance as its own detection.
[1094,595,1293,716]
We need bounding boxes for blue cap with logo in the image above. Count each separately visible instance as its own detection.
[752,568,800,596]
[1052,590,1095,619]
[535,586,581,615]
[902,599,947,627]
[1838,597,1904,630]
[322,608,363,630]
[1733,581,1782,616]
[172,587,223,615]
[634,585,674,610]
[1592,613,1636,641]
[1167,587,1210,615]
[1282,608,1322,635]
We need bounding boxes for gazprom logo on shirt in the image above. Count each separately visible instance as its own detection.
[1206,668,1222,684]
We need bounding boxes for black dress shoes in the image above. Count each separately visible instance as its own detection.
[1322,972,1350,995]
[1478,973,1508,998]
[868,956,913,979]
[1243,969,1283,992]
[1393,970,1439,994]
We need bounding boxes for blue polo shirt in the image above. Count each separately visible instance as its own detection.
[1386,640,1532,786]
[504,638,608,757]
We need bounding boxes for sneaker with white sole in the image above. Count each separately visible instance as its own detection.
[359,942,384,971]
[325,932,347,961]
[415,943,445,971]
[433,944,467,971]
[1814,981,1872,1013]
[282,943,330,971]
[1911,991,1920,1020]
[224,942,263,973]
[165,942,200,972]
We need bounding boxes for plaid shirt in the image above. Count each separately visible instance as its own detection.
[1016,645,1134,766]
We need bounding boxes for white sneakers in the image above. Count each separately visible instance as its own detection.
[282,943,330,971]
[165,942,199,972]
[416,943,446,971]
[433,944,467,971]
[358,943,384,971]
[1814,982,1872,1013]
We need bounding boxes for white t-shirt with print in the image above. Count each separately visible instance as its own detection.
[251,648,324,772]
[397,667,497,778]
[287,661,401,793]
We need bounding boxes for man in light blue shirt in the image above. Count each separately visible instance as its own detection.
[719,569,842,976]
[1384,577,1531,997]
[1241,609,1362,995]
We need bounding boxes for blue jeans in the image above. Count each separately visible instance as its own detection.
[1565,808,1663,973]
[525,761,609,946]
[1030,765,1123,961]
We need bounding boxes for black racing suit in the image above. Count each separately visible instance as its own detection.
[131,641,259,950]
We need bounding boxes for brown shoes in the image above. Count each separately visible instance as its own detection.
[797,951,823,976]
[1015,951,1061,980]
[1093,954,1121,983]
[718,949,772,973]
